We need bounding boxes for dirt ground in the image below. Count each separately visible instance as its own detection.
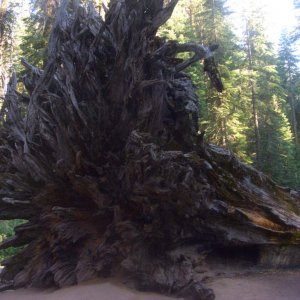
[1,271,300,300]
[206,270,300,300]
[0,279,178,300]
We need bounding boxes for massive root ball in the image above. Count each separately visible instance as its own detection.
[0,1,300,299]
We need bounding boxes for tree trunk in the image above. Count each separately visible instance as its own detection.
[290,94,299,146]
[211,0,217,44]
[251,83,262,168]
[245,19,262,169]
[0,1,300,300]
[286,64,299,146]
[0,0,9,99]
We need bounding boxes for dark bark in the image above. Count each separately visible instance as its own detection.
[0,1,300,300]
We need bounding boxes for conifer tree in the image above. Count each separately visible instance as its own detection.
[163,0,237,147]
[239,5,299,186]
[0,0,18,98]
[278,31,300,146]
[293,0,300,41]
[161,0,300,188]
[20,0,59,68]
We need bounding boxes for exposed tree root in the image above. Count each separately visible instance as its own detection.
[0,1,300,299]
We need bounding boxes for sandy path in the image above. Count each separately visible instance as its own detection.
[1,271,300,300]
[206,270,300,300]
[0,279,179,300]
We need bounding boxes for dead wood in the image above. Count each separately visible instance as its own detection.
[0,1,300,300]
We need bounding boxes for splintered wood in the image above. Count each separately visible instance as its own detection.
[0,1,300,299]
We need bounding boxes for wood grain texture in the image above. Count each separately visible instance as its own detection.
[0,1,299,299]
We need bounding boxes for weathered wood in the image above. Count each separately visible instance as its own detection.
[0,1,300,299]
[0,282,14,292]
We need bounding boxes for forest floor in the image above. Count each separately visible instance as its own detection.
[206,269,300,300]
[1,269,300,300]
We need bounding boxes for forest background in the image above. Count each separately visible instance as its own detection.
[1,0,300,260]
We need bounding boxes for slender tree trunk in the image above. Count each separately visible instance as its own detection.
[286,64,299,146]
[246,19,262,169]
[290,95,299,145]
[0,0,8,99]
[288,85,299,146]
[196,1,204,42]
[211,0,217,43]
[188,0,194,30]
[221,117,227,146]
[251,83,261,168]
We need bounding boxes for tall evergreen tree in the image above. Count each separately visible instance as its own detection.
[293,0,300,41]
[241,5,267,168]
[0,0,18,98]
[278,31,300,146]
[198,0,229,146]
[238,5,299,186]
[173,0,237,147]
[20,0,59,68]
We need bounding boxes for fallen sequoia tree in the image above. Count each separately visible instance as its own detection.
[1,0,300,299]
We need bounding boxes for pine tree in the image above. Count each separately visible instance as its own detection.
[20,0,59,68]
[293,0,300,41]
[241,5,267,169]
[163,0,238,147]
[161,0,300,187]
[0,0,18,98]
[195,0,232,146]
[278,31,299,146]
[239,7,298,186]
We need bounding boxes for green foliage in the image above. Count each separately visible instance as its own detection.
[161,0,300,188]
[20,15,48,68]
[241,8,300,187]
[293,0,300,41]
[0,220,25,262]
[19,0,59,69]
